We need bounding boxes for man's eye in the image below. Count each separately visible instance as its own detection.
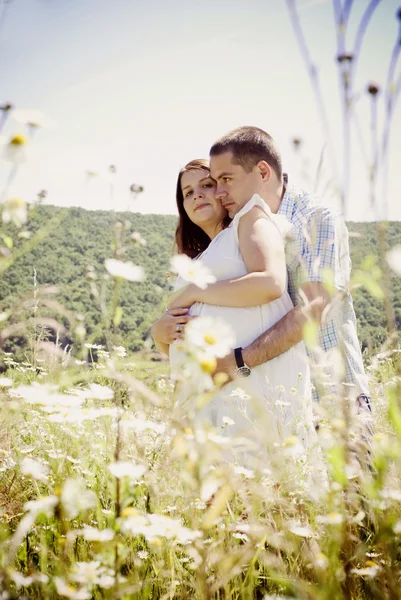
[223,177,231,183]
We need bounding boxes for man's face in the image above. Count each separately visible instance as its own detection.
[210,151,261,218]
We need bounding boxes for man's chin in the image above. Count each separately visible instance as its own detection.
[227,206,239,218]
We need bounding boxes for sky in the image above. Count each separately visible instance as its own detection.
[0,0,400,221]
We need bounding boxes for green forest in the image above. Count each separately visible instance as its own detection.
[0,204,400,359]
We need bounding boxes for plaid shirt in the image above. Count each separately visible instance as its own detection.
[278,184,369,401]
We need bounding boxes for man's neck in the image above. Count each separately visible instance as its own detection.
[257,181,285,214]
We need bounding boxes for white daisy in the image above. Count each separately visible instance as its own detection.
[185,316,235,359]
[105,258,144,282]
[170,254,216,289]
[108,462,146,480]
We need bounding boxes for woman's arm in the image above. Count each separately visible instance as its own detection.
[150,308,193,356]
[168,207,287,309]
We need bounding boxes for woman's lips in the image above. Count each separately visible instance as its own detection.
[194,203,210,211]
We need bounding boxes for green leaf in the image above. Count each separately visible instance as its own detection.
[1,236,13,249]
[113,306,123,327]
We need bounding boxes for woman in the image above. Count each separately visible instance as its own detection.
[160,159,321,467]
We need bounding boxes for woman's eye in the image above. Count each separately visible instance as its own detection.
[185,190,193,198]
[203,183,214,188]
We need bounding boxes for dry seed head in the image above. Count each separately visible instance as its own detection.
[367,82,380,96]
[337,53,353,63]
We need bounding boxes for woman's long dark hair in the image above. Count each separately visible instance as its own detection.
[174,159,230,258]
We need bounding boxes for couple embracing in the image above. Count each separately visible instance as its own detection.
[152,126,371,461]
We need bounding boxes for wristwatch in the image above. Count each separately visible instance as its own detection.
[234,347,251,378]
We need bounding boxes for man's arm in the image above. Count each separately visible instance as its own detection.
[215,281,331,374]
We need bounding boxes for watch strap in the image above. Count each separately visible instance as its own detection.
[234,347,245,369]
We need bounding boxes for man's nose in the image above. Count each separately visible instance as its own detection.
[215,183,227,199]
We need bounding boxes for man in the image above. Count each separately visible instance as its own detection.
[151,126,371,415]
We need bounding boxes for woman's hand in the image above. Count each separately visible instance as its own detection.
[168,284,197,310]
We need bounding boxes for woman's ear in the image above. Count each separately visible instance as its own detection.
[257,160,271,182]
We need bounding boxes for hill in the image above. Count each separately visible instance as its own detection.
[0,204,400,357]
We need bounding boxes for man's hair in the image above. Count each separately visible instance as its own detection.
[174,159,230,258]
[210,126,282,178]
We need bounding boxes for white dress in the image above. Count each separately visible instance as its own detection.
[170,195,321,463]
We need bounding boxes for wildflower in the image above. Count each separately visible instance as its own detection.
[61,479,96,520]
[233,532,250,542]
[137,550,149,559]
[112,345,127,358]
[12,108,55,129]
[393,521,401,534]
[2,134,27,163]
[85,383,114,400]
[317,512,344,525]
[185,316,235,358]
[131,231,147,246]
[20,457,49,483]
[350,562,381,577]
[288,523,316,538]
[233,466,255,479]
[170,254,216,289]
[54,577,91,599]
[282,435,305,458]
[24,495,58,518]
[0,377,12,387]
[230,388,251,401]
[14,383,83,410]
[105,258,144,281]
[2,197,27,226]
[130,183,144,194]
[8,569,48,588]
[71,561,115,589]
[80,526,115,542]
[314,553,329,569]
[386,245,401,276]
[108,462,146,480]
[121,512,202,544]
[222,416,235,426]
[120,416,165,434]
[84,343,104,350]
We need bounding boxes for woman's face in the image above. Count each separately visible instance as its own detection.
[181,169,227,230]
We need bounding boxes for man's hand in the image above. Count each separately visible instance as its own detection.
[151,308,194,345]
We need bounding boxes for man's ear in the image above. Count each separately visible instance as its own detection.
[257,160,271,181]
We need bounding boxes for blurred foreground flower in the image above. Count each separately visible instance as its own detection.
[105,258,145,281]
[131,231,147,246]
[2,133,27,163]
[2,197,27,226]
[108,461,146,480]
[170,254,216,289]
[20,457,49,483]
[185,315,235,359]
[12,108,55,130]
[130,183,144,194]
[121,512,202,544]
[387,245,401,275]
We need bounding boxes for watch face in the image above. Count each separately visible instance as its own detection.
[237,365,251,378]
